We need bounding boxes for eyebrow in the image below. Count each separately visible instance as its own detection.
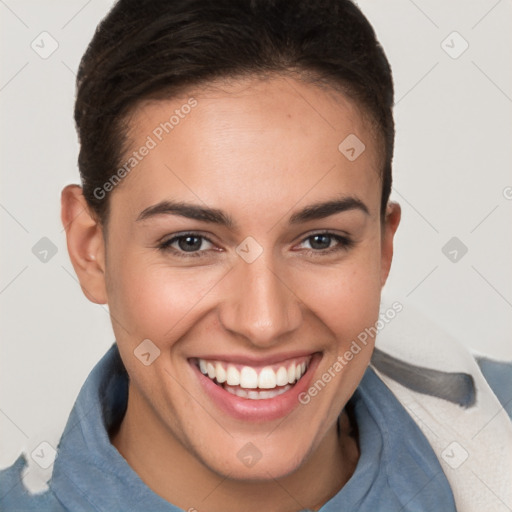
[136,195,369,227]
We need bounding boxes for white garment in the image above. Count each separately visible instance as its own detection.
[373,296,512,512]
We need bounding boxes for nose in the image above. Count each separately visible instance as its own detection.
[218,254,303,348]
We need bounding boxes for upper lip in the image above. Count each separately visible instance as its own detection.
[189,350,320,367]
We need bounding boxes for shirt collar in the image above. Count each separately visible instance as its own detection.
[51,342,180,511]
[50,342,454,512]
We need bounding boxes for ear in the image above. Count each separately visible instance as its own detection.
[380,201,401,288]
[61,185,108,304]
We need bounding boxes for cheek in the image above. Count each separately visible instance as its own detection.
[106,255,227,342]
[296,246,383,338]
[106,233,383,348]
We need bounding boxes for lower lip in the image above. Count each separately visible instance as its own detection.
[190,354,322,422]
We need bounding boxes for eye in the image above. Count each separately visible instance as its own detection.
[296,232,354,255]
[157,231,354,259]
[158,233,215,258]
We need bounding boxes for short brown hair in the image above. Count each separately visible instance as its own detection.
[74,0,395,225]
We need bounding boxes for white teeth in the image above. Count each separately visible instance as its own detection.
[288,363,296,384]
[276,366,288,386]
[295,363,302,381]
[226,365,240,386]
[258,367,277,389]
[224,384,292,400]
[197,357,310,391]
[240,367,258,389]
[215,362,227,383]
[225,385,247,398]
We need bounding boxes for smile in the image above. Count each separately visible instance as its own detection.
[189,352,321,421]
[195,356,311,400]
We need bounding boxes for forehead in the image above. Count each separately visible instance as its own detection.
[111,75,382,222]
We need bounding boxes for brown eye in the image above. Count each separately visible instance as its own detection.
[297,232,354,255]
[158,233,215,257]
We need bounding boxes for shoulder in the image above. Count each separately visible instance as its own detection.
[475,355,512,419]
[0,454,66,512]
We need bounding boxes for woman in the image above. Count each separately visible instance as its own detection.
[1,0,510,510]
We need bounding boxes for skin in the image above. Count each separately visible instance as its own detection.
[61,75,401,512]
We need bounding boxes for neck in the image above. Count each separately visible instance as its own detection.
[111,383,359,512]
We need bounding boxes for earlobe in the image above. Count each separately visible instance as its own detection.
[61,185,108,304]
[380,201,401,288]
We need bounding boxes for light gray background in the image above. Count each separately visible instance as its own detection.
[1,0,511,472]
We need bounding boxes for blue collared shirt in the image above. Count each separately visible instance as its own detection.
[1,342,510,511]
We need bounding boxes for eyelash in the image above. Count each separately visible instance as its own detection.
[157,231,354,259]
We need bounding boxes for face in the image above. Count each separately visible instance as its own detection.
[64,75,400,481]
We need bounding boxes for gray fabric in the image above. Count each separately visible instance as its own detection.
[371,348,476,407]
